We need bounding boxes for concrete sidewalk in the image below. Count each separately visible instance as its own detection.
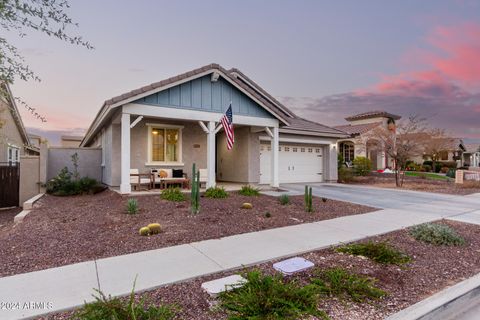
[2,199,477,320]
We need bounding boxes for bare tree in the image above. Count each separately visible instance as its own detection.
[422,129,456,173]
[372,116,428,187]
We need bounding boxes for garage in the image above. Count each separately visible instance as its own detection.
[260,143,324,184]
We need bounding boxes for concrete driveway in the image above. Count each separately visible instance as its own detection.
[281,183,477,210]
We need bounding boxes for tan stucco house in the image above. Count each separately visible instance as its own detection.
[0,84,38,165]
[334,111,401,170]
[60,135,83,147]
[80,64,348,193]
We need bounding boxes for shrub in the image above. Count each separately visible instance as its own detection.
[322,197,327,203]
[46,167,103,196]
[312,268,386,302]
[204,186,229,199]
[410,223,465,246]
[279,194,290,205]
[139,227,150,236]
[352,157,372,176]
[126,198,138,214]
[422,164,432,172]
[239,185,260,196]
[219,270,328,320]
[265,212,272,218]
[446,168,456,178]
[161,188,185,202]
[73,284,177,320]
[338,167,355,183]
[147,223,162,234]
[337,241,411,265]
[241,202,253,209]
[440,166,450,174]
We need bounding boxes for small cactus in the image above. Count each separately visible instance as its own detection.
[265,212,271,218]
[305,185,313,213]
[241,202,253,209]
[322,197,327,203]
[139,227,150,236]
[147,223,162,234]
[126,198,138,214]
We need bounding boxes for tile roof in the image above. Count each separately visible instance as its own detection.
[345,110,401,121]
[334,122,382,135]
[283,117,349,136]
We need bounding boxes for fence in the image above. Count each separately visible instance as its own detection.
[0,164,20,207]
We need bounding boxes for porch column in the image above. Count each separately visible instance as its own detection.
[120,113,131,194]
[207,121,216,188]
[271,126,279,188]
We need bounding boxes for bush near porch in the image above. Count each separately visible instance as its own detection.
[0,190,375,277]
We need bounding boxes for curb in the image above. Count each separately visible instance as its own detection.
[14,193,44,224]
[387,272,480,320]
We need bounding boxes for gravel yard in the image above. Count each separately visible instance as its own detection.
[41,220,480,320]
[0,189,374,277]
[350,173,480,195]
[0,207,21,230]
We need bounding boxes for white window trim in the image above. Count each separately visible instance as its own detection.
[7,144,20,163]
[146,123,184,166]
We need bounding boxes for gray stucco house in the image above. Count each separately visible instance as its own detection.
[80,64,348,193]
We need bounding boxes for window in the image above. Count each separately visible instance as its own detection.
[293,147,298,152]
[301,148,305,152]
[315,148,321,153]
[285,147,290,152]
[340,142,354,163]
[7,145,20,164]
[308,148,313,153]
[148,125,183,164]
[439,151,449,161]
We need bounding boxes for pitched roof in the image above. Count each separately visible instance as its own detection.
[61,135,83,141]
[82,63,347,145]
[345,110,401,122]
[334,122,382,136]
[282,117,349,136]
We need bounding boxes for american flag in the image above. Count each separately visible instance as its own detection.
[221,103,235,150]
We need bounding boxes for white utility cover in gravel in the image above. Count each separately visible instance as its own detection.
[273,257,315,275]
[201,275,247,297]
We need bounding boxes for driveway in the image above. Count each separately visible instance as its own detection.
[281,183,480,212]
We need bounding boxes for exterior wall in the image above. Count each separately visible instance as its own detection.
[60,139,82,148]
[47,147,102,181]
[0,99,26,162]
[216,127,260,183]
[107,117,208,187]
[19,156,40,206]
[348,117,389,126]
[134,75,274,119]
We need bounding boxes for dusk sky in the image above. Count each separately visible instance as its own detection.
[7,0,480,144]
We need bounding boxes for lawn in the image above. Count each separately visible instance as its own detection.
[0,189,375,277]
[404,171,450,180]
[42,220,480,320]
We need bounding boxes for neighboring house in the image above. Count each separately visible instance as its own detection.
[60,135,83,147]
[28,133,41,151]
[462,144,480,168]
[81,63,348,193]
[334,111,401,170]
[0,84,38,165]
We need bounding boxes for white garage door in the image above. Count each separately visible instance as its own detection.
[260,144,324,184]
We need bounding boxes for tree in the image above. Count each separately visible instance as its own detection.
[1,0,92,123]
[372,116,428,187]
[422,129,456,173]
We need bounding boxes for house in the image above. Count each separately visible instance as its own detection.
[0,83,38,165]
[334,111,401,170]
[80,64,348,193]
[60,135,83,147]
[461,144,479,168]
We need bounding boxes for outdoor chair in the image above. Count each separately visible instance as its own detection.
[130,169,152,190]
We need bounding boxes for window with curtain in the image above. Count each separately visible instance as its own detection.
[340,142,355,163]
[151,127,180,162]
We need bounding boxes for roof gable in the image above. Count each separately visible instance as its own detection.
[133,74,274,119]
[0,84,30,146]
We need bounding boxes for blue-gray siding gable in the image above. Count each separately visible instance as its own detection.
[134,75,274,118]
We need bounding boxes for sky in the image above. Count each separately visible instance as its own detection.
[6,0,480,145]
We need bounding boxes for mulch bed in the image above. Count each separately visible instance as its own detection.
[350,174,480,195]
[0,207,21,230]
[41,220,480,320]
[0,190,374,277]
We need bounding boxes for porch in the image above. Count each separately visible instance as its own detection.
[115,106,280,194]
